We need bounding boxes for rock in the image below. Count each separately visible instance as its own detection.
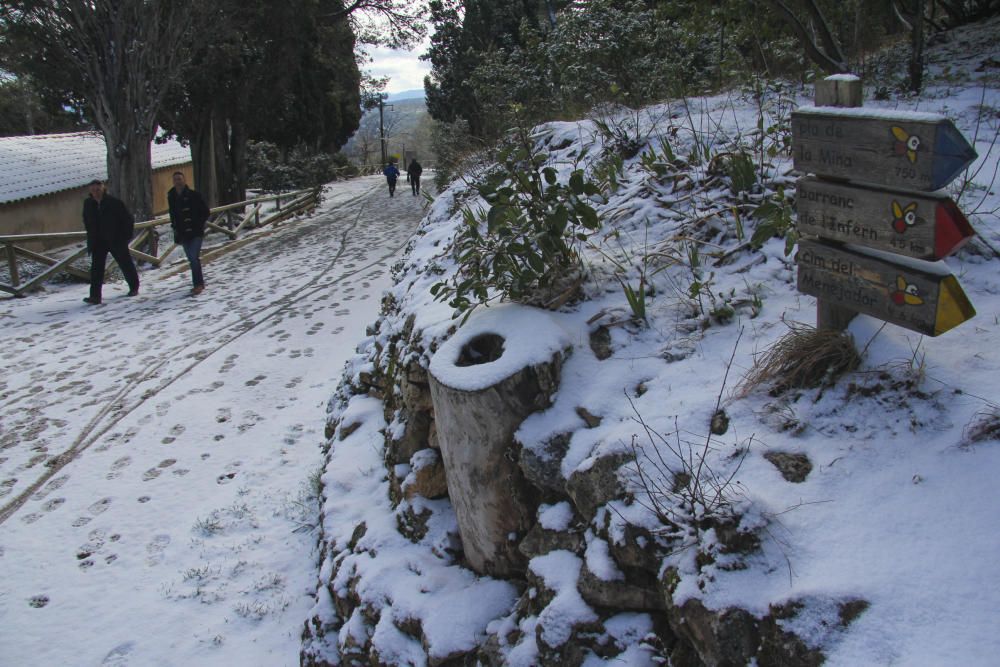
[386,410,432,465]
[605,522,662,576]
[757,607,824,667]
[324,417,339,441]
[578,561,665,611]
[712,516,761,555]
[403,449,449,500]
[338,419,362,441]
[590,326,613,360]
[397,501,433,542]
[519,433,572,501]
[668,598,760,667]
[576,407,603,428]
[710,409,729,435]
[518,523,584,560]
[763,450,813,483]
[757,597,868,667]
[566,452,632,519]
[400,362,434,413]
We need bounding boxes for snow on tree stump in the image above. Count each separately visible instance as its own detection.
[428,304,573,578]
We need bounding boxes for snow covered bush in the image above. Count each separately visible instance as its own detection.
[431,125,604,319]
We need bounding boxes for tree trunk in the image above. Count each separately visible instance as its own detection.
[190,110,218,207]
[104,130,154,222]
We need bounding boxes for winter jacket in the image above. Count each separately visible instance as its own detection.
[407,160,423,178]
[383,164,400,182]
[83,194,135,250]
[168,186,210,243]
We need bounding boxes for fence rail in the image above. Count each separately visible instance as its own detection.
[1,187,320,297]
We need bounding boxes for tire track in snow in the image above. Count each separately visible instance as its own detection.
[0,183,421,525]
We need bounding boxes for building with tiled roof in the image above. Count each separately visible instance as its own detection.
[0,132,192,248]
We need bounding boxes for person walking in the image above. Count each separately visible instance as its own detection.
[407,159,423,196]
[167,171,210,296]
[82,179,139,305]
[383,161,400,197]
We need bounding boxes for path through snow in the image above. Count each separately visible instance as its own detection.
[0,176,425,665]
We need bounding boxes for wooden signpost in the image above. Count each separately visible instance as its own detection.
[792,76,978,336]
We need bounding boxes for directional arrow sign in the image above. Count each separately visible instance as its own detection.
[792,107,978,191]
[797,176,976,261]
[797,238,975,336]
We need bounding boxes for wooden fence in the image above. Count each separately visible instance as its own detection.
[0,187,319,297]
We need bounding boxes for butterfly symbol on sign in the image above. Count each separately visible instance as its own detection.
[891,275,924,306]
[891,200,919,234]
[891,126,921,163]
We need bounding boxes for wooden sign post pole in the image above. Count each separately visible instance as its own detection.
[813,76,863,331]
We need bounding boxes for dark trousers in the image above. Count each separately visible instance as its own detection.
[411,176,420,195]
[387,177,397,196]
[90,242,139,301]
[181,236,205,287]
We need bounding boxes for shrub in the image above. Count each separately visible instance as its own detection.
[247,141,356,192]
[431,127,604,319]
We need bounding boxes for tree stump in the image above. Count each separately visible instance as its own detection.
[428,305,572,578]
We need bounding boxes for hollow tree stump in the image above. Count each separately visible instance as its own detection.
[428,305,572,578]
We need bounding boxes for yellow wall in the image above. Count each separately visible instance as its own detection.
[153,164,193,215]
[0,163,192,251]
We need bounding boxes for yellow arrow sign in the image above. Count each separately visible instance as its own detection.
[797,239,975,336]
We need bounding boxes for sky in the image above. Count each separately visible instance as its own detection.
[366,41,432,94]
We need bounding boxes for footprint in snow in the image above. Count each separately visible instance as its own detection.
[28,595,49,608]
[42,497,65,512]
[100,641,136,666]
[89,497,112,515]
[145,534,170,566]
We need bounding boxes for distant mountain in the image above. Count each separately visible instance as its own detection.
[387,89,425,102]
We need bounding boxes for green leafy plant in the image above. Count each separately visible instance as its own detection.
[431,128,604,319]
[725,150,757,196]
[751,186,797,255]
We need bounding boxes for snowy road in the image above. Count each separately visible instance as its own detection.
[0,176,425,666]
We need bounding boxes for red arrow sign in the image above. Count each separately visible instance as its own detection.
[797,177,975,261]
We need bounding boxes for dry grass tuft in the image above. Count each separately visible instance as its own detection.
[962,408,1000,447]
[739,320,860,396]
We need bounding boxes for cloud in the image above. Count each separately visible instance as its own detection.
[366,40,432,93]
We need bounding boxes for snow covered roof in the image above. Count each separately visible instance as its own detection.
[0,132,192,205]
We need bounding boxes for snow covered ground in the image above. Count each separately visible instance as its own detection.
[0,176,425,666]
[304,18,1000,666]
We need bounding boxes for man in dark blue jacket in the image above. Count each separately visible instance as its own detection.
[82,179,139,305]
[167,171,210,296]
[383,161,400,197]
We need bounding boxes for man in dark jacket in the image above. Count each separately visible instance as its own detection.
[407,159,423,196]
[167,171,210,296]
[383,161,400,197]
[82,179,139,304]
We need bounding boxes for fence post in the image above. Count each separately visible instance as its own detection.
[5,242,19,287]
[146,228,159,261]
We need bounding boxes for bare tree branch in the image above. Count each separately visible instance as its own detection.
[763,0,849,74]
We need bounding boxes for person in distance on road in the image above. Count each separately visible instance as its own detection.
[407,158,423,196]
[383,160,400,197]
[82,179,139,305]
[167,171,210,296]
